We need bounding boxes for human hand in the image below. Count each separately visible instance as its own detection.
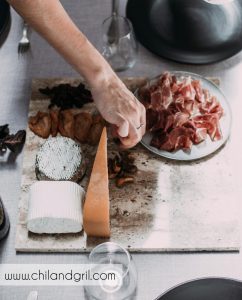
[91,72,146,148]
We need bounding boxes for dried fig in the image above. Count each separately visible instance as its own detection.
[74,112,93,143]
[88,114,105,146]
[58,110,75,139]
[49,109,59,137]
[29,111,51,138]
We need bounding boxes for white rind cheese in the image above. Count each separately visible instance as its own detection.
[35,137,86,182]
[27,181,84,234]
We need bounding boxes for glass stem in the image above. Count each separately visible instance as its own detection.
[112,0,119,15]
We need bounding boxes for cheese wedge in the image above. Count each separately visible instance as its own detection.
[83,127,110,237]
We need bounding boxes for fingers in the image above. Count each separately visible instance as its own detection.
[140,104,146,137]
[113,102,146,149]
[115,114,129,138]
[119,122,142,149]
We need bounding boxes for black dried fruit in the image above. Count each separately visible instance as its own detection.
[123,164,138,174]
[108,151,138,187]
[39,83,93,110]
[0,124,9,139]
[3,130,26,152]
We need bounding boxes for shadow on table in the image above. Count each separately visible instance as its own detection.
[0,144,25,170]
[83,286,137,300]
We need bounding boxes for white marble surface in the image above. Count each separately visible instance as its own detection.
[1,1,242,299]
[15,78,240,253]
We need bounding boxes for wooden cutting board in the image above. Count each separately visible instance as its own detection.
[15,77,240,252]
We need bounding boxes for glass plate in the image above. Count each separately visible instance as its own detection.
[136,71,232,161]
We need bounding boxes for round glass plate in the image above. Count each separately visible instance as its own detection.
[136,71,232,161]
[155,277,242,300]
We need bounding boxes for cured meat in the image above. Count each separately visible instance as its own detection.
[192,80,204,103]
[146,109,159,131]
[152,110,173,132]
[140,72,224,152]
[193,114,222,141]
[199,95,223,118]
[173,112,190,128]
[193,128,207,144]
[151,127,194,151]
[138,86,151,108]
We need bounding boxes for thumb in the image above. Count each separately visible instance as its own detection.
[116,117,129,138]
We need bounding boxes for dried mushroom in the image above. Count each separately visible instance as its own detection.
[108,151,138,188]
[0,124,26,154]
[3,130,26,152]
[123,164,138,174]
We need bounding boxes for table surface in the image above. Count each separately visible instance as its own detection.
[1,1,242,299]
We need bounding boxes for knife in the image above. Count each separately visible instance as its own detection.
[27,291,38,300]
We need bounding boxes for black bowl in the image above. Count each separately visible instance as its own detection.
[0,0,10,40]
[127,0,242,64]
[156,278,242,300]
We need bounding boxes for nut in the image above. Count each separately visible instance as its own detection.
[109,172,118,179]
[112,159,121,173]
[116,177,134,188]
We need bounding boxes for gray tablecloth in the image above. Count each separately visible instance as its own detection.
[1,1,242,299]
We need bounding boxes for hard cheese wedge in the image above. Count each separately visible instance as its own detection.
[83,127,110,237]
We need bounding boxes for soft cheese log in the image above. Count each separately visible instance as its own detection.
[83,127,110,237]
[27,181,84,234]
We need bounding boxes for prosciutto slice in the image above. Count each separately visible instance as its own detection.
[139,72,224,152]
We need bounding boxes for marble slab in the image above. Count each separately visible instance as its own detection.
[15,77,240,252]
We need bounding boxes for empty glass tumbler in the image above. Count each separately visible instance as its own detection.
[84,242,137,300]
[102,16,138,72]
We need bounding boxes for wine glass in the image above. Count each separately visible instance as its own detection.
[102,16,138,72]
[84,242,137,300]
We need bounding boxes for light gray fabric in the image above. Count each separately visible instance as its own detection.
[0,1,242,299]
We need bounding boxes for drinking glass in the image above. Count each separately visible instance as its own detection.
[102,16,138,72]
[84,242,137,300]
